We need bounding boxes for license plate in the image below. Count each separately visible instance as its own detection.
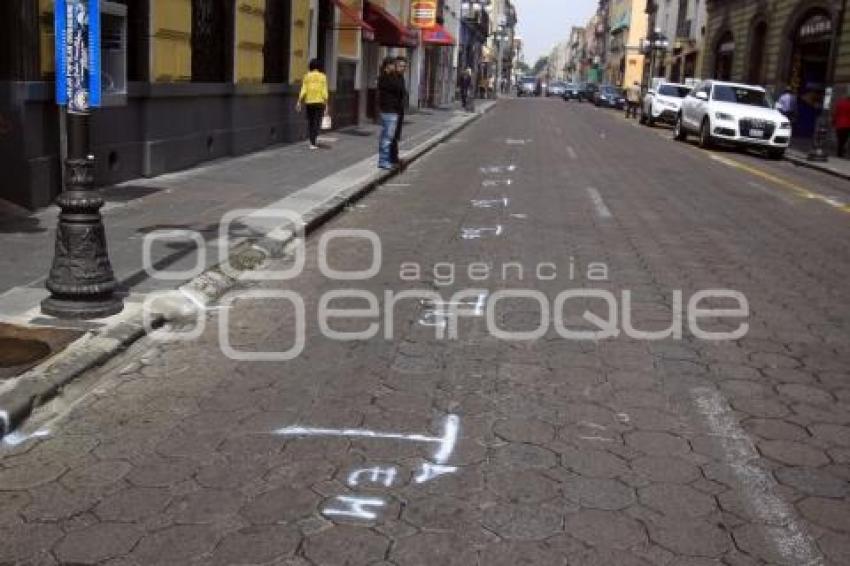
[750,128,764,138]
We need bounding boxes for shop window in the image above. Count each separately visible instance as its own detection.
[264,0,291,83]
[192,0,230,82]
[101,1,128,96]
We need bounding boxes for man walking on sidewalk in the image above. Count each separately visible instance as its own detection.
[391,56,409,166]
[378,57,404,170]
[625,81,641,119]
[460,68,473,111]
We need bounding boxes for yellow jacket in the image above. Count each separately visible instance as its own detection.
[299,70,329,105]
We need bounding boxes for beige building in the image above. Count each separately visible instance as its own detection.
[608,0,648,86]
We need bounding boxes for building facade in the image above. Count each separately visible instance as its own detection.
[0,0,455,210]
[704,0,850,139]
[608,0,649,86]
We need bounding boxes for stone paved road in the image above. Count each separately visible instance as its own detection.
[1,98,849,565]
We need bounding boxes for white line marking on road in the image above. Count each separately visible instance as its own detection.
[586,188,613,218]
[692,387,824,566]
[383,183,411,188]
[566,146,578,160]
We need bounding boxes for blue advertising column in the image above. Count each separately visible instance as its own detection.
[43,0,123,320]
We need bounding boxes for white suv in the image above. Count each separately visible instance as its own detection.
[641,82,691,126]
[674,80,792,159]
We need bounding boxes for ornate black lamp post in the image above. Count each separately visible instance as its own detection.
[42,0,122,319]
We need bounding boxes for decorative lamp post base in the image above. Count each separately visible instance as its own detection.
[42,112,124,321]
[41,294,123,320]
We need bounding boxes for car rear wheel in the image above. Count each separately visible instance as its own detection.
[674,114,687,141]
[699,119,714,149]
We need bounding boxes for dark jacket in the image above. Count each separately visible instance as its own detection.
[378,73,405,114]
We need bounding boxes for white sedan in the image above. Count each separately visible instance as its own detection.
[641,82,691,126]
[675,80,791,159]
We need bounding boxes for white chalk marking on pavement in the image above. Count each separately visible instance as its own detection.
[510,213,528,219]
[586,188,613,219]
[415,463,458,484]
[323,496,385,520]
[578,436,614,442]
[566,146,578,160]
[0,410,9,438]
[383,183,411,188]
[579,421,607,430]
[471,198,509,209]
[275,414,460,464]
[616,413,631,424]
[482,179,513,188]
[692,387,824,566]
[2,429,50,447]
[347,466,398,487]
[461,226,504,239]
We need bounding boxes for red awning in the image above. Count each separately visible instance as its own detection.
[422,24,456,46]
[331,0,375,42]
[365,1,419,47]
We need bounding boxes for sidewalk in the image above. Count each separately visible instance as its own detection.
[0,105,474,314]
[785,145,850,181]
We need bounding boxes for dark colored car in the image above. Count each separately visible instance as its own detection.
[518,77,537,97]
[580,83,598,102]
[563,83,582,100]
[594,85,626,109]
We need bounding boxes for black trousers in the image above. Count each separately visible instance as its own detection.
[837,128,850,157]
[391,110,404,164]
[626,102,639,118]
[306,103,324,146]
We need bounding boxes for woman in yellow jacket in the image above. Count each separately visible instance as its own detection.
[296,59,329,149]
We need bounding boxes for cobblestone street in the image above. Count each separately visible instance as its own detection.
[1,98,849,565]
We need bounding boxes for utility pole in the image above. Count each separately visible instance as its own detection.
[43,0,123,319]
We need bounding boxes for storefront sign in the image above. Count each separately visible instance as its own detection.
[799,14,831,40]
[55,0,101,113]
[411,1,437,29]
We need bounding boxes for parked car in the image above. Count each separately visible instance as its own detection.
[579,83,598,102]
[594,85,626,109]
[675,80,791,159]
[518,77,537,97]
[563,83,582,100]
[547,81,567,97]
[641,82,692,126]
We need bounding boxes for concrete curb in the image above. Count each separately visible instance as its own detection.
[0,102,496,440]
[785,151,850,182]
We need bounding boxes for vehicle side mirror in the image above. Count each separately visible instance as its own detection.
[647,89,656,96]
[695,91,709,101]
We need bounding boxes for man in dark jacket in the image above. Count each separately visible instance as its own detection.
[377,57,405,169]
[391,56,409,165]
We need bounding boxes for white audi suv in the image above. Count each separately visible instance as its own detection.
[674,80,792,159]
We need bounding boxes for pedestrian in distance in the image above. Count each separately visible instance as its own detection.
[377,57,404,170]
[296,59,329,150]
[460,68,473,111]
[626,81,641,119]
[391,56,409,166]
[833,87,850,158]
[776,86,797,122]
